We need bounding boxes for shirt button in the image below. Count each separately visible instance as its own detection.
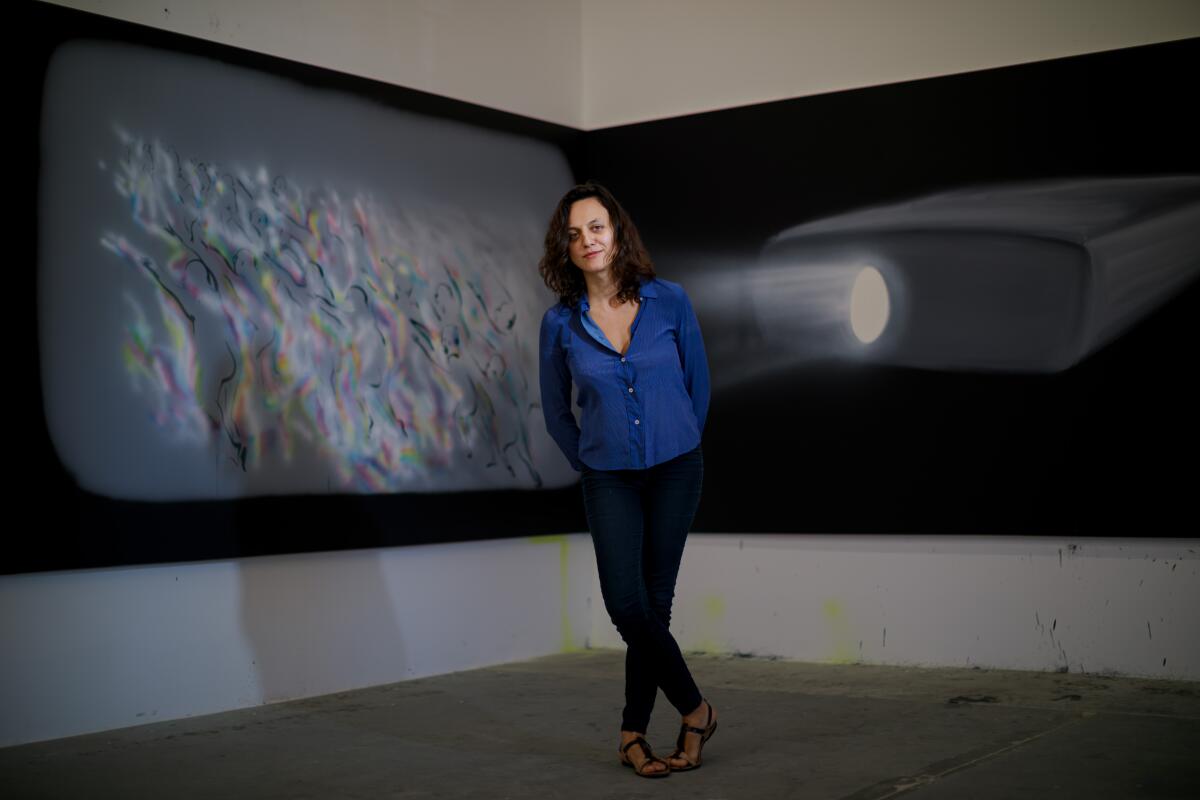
[628,387,634,393]
[634,419,640,425]
[620,357,626,362]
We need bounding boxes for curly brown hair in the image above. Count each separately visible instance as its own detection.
[538,182,655,307]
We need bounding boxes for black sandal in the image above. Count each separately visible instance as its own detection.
[619,735,671,778]
[668,700,717,771]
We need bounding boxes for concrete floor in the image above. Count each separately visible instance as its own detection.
[2,650,1198,799]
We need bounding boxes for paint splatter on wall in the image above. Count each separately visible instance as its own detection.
[100,130,540,492]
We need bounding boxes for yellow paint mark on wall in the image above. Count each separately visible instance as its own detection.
[688,638,724,655]
[686,594,728,654]
[822,599,856,664]
[529,534,580,653]
[703,594,726,621]
[822,599,843,621]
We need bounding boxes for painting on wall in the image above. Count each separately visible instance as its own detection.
[21,3,586,573]
[20,5,1197,576]
[583,36,1200,534]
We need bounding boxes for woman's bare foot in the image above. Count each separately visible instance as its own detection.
[666,699,717,770]
[619,730,669,775]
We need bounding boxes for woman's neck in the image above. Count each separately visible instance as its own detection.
[584,270,621,309]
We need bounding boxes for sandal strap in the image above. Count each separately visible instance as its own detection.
[624,734,652,753]
[674,701,716,752]
[621,735,655,757]
[621,736,667,774]
[675,721,709,748]
[669,747,699,766]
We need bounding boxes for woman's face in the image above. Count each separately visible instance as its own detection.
[567,196,615,275]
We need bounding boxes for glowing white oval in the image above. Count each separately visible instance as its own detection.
[850,266,889,344]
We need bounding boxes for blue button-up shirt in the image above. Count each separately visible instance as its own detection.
[539,277,710,471]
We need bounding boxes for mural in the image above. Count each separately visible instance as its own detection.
[584,37,1199,534]
[102,130,540,492]
[39,40,577,501]
[694,176,1200,385]
[21,5,1197,574]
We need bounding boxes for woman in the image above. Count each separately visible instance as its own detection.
[537,182,717,777]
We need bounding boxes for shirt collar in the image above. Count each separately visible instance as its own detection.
[579,277,657,310]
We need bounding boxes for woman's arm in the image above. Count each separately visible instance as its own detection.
[539,310,583,471]
[676,289,711,435]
